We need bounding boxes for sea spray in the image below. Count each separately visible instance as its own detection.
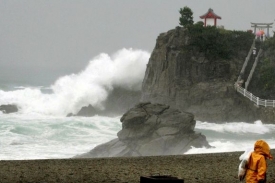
[1,115,274,160]
[0,48,150,116]
[0,114,122,160]
[186,120,275,154]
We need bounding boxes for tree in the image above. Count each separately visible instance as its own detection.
[179,6,194,27]
[195,21,204,27]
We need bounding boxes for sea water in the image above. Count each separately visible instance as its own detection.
[0,114,121,160]
[1,113,274,160]
[1,48,275,160]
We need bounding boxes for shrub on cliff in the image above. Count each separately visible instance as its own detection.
[186,25,254,60]
[263,33,275,50]
[259,35,275,93]
[259,58,275,91]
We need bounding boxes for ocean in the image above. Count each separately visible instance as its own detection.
[1,49,275,160]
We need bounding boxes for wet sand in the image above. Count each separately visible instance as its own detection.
[0,150,274,183]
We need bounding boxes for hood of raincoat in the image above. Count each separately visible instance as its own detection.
[254,140,273,159]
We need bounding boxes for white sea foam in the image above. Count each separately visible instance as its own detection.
[186,138,275,155]
[0,114,121,160]
[186,121,275,154]
[0,48,150,116]
[1,113,275,160]
[196,120,273,134]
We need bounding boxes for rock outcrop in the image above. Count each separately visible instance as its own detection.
[74,102,211,158]
[68,87,141,117]
[0,104,18,114]
[141,26,275,123]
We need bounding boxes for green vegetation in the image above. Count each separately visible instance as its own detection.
[178,7,275,95]
[262,33,275,50]
[178,6,254,60]
[259,58,275,90]
[186,24,254,60]
[259,35,275,92]
[179,6,194,27]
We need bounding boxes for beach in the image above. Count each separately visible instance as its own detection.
[0,150,274,183]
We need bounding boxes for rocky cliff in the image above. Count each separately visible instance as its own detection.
[141,26,275,123]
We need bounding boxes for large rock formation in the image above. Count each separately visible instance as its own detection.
[141,26,275,123]
[74,102,211,158]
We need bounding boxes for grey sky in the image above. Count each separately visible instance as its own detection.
[1,0,275,85]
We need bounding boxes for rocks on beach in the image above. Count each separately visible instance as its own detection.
[74,102,211,158]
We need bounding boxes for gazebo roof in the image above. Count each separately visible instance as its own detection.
[200,8,221,19]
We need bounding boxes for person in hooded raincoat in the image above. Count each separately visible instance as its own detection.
[245,140,272,183]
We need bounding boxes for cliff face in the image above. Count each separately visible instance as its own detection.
[141,27,275,123]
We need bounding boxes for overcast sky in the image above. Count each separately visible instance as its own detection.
[1,0,275,85]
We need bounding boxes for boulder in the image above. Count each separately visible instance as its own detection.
[0,104,18,114]
[74,102,211,158]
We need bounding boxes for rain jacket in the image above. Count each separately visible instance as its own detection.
[246,140,272,183]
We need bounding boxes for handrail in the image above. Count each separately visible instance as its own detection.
[245,49,263,89]
[234,83,275,107]
[237,39,255,82]
[234,39,275,107]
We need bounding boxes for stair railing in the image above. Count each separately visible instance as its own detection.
[245,49,263,89]
[237,40,255,83]
[234,83,275,107]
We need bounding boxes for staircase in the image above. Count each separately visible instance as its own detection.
[235,39,275,107]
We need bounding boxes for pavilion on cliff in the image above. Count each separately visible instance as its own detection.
[200,8,221,27]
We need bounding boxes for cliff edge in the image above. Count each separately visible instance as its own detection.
[141,26,275,123]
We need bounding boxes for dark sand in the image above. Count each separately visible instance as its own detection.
[0,150,274,183]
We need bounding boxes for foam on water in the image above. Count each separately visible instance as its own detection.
[1,113,275,160]
[0,114,121,160]
[0,48,150,160]
[195,120,274,134]
[186,120,275,154]
[0,48,150,116]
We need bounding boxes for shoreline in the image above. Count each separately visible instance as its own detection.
[0,150,274,183]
